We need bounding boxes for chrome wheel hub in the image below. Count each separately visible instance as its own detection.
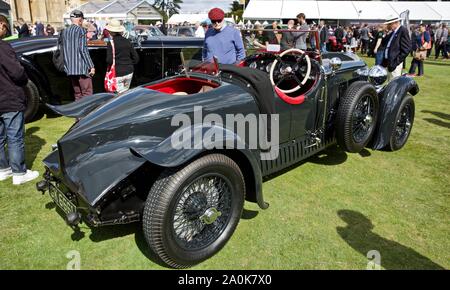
[200,208,222,225]
[364,114,373,126]
[172,175,232,249]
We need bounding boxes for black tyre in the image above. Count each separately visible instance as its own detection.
[23,81,40,123]
[143,154,245,268]
[385,95,415,151]
[336,81,379,153]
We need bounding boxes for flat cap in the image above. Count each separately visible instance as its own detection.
[208,8,225,21]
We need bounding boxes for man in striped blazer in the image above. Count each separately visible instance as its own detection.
[62,10,96,101]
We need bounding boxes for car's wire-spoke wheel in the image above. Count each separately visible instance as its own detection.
[336,81,379,153]
[172,174,233,251]
[143,154,245,268]
[352,95,375,144]
[386,94,415,151]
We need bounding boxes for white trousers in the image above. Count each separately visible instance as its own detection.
[389,64,403,80]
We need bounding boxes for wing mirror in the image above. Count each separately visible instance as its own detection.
[330,57,342,71]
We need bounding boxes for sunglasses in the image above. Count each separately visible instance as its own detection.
[211,20,223,24]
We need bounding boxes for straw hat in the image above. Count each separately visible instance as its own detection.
[106,19,125,33]
[384,14,402,25]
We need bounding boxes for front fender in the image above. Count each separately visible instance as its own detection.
[372,76,419,150]
[130,125,269,209]
[46,93,117,118]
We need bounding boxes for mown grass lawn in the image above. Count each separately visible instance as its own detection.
[0,56,449,270]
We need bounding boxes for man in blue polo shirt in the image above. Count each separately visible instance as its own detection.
[202,8,245,65]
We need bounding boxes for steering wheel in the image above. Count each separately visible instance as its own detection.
[269,48,312,94]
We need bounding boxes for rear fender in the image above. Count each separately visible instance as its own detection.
[46,93,117,118]
[372,76,419,149]
[130,124,269,209]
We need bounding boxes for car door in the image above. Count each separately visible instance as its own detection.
[288,60,324,140]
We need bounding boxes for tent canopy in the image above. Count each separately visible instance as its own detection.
[167,14,235,25]
[351,1,395,21]
[317,1,359,20]
[243,0,450,22]
[281,0,319,19]
[168,13,208,24]
[427,2,450,22]
[243,0,283,20]
[388,2,441,21]
[64,0,162,21]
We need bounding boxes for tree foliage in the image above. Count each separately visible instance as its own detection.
[227,0,250,23]
[153,0,183,18]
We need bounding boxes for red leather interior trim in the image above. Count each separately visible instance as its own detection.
[275,87,305,105]
[146,77,219,94]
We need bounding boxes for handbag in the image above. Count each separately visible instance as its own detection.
[413,33,430,61]
[413,49,427,61]
[52,31,65,73]
[104,39,117,93]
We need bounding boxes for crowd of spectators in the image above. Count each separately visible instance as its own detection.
[9,14,449,78]
[14,18,56,37]
[243,20,448,59]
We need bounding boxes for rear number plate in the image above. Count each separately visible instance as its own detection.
[49,184,77,215]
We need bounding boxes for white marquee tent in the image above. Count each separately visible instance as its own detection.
[167,13,209,24]
[167,14,235,25]
[64,0,162,22]
[243,0,450,22]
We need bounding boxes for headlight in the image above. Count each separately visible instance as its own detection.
[356,67,369,77]
[368,65,388,86]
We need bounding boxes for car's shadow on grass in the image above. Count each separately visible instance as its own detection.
[264,145,348,182]
[337,209,445,270]
[308,145,349,165]
[88,222,170,267]
[25,127,46,169]
[45,198,258,268]
[241,209,259,220]
[74,210,258,268]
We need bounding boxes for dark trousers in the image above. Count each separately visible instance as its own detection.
[435,43,449,59]
[409,58,424,76]
[70,75,93,101]
[361,39,369,54]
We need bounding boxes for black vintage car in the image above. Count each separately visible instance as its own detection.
[36,31,418,268]
[10,36,204,122]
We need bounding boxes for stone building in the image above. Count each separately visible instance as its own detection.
[0,0,11,16]
[6,0,88,26]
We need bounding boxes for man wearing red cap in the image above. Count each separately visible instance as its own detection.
[202,8,246,64]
